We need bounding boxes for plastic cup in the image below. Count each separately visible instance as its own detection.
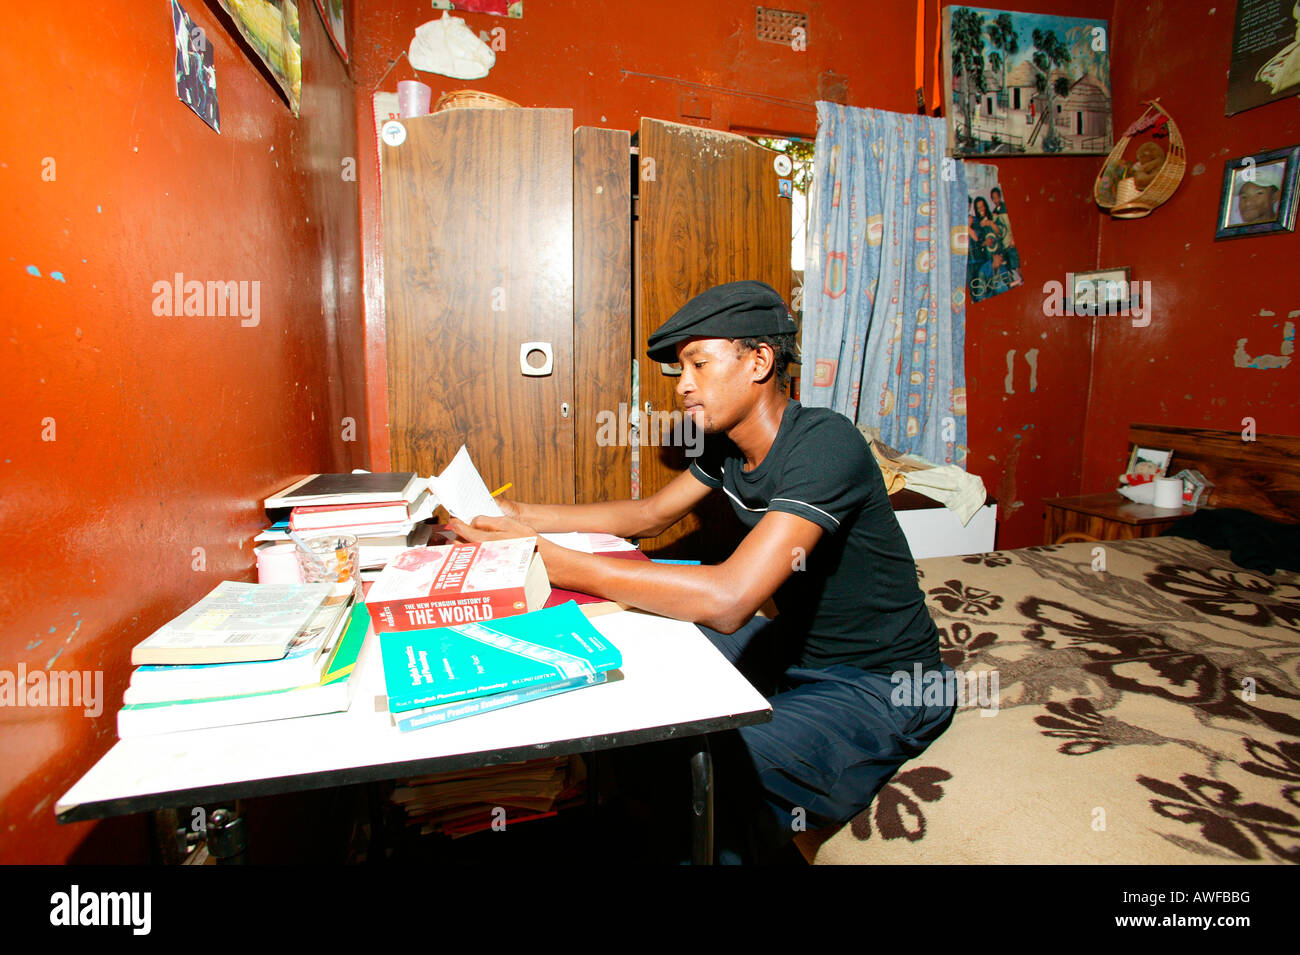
[397,81,432,118]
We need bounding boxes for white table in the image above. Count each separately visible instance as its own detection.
[56,611,772,862]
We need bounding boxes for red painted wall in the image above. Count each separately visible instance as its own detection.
[1085,0,1300,488]
[953,0,1113,548]
[0,1,363,863]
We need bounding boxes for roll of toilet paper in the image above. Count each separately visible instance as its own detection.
[1153,477,1183,509]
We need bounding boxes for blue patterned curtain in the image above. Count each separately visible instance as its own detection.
[802,103,969,467]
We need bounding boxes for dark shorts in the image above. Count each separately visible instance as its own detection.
[698,615,956,852]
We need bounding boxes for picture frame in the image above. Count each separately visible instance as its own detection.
[1072,267,1132,316]
[1214,145,1300,240]
[314,0,349,65]
[1126,445,1173,478]
[942,6,1112,157]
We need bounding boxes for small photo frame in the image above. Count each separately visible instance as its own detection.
[1126,445,1173,478]
[1072,267,1132,316]
[1215,145,1300,240]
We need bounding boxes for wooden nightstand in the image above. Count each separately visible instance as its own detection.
[1042,492,1196,544]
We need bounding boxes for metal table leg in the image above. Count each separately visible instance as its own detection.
[689,735,713,865]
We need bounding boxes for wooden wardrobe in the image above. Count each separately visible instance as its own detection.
[381,108,790,555]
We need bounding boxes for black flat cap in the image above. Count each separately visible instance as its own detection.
[646,280,796,363]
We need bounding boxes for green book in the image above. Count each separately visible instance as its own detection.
[380,601,622,714]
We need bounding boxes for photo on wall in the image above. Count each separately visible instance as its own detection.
[966,162,1023,302]
[943,6,1112,156]
[1214,145,1300,239]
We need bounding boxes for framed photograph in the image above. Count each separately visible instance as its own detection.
[943,6,1112,157]
[1072,267,1131,316]
[1126,445,1173,479]
[1215,145,1300,240]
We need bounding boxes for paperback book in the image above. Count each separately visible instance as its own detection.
[124,588,354,703]
[380,600,622,713]
[130,581,337,665]
[365,537,550,633]
[116,602,370,738]
[392,672,611,732]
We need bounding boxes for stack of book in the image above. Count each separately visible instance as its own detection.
[390,756,589,838]
[365,537,623,732]
[117,581,366,738]
[258,471,438,572]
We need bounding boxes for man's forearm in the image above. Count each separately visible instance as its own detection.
[515,499,670,540]
[538,539,745,632]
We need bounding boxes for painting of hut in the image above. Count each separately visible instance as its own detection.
[944,6,1112,156]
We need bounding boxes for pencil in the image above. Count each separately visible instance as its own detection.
[490,482,512,498]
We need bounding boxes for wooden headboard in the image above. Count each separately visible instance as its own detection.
[1130,423,1300,523]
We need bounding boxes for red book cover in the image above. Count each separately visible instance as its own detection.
[364,537,549,633]
[290,499,414,531]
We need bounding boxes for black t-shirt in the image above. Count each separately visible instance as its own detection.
[689,400,940,673]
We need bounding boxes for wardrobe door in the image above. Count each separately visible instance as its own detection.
[383,108,575,503]
[573,126,632,505]
[635,119,793,556]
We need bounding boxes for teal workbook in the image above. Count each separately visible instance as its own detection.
[393,672,611,732]
[379,601,622,713]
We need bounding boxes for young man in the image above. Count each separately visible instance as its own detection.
[449,280,954,859]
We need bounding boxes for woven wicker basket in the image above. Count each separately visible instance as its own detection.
[434,89,522,112]
[1094,100,1186,219]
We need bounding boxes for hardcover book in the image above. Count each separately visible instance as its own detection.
[266,471,424,508]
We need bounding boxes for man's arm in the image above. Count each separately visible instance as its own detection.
[455,508,824,635]
[544,511,822,632]
[499,468,713,540]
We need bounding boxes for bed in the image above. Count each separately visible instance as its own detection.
[808,425,1300,865]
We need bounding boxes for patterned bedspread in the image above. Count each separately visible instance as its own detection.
[811,537,1300,865]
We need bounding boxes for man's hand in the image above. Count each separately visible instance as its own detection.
[446,512,537,543]
[494,498,522,521]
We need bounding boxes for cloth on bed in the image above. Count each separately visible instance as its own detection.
[1162,507,1300,575]
[808,537,1300,865]
[860,427,988,524]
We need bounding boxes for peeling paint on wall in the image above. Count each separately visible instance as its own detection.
[1024,348,1039,392]
[1234,321,1295,369]
[1004,349,1016,393]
